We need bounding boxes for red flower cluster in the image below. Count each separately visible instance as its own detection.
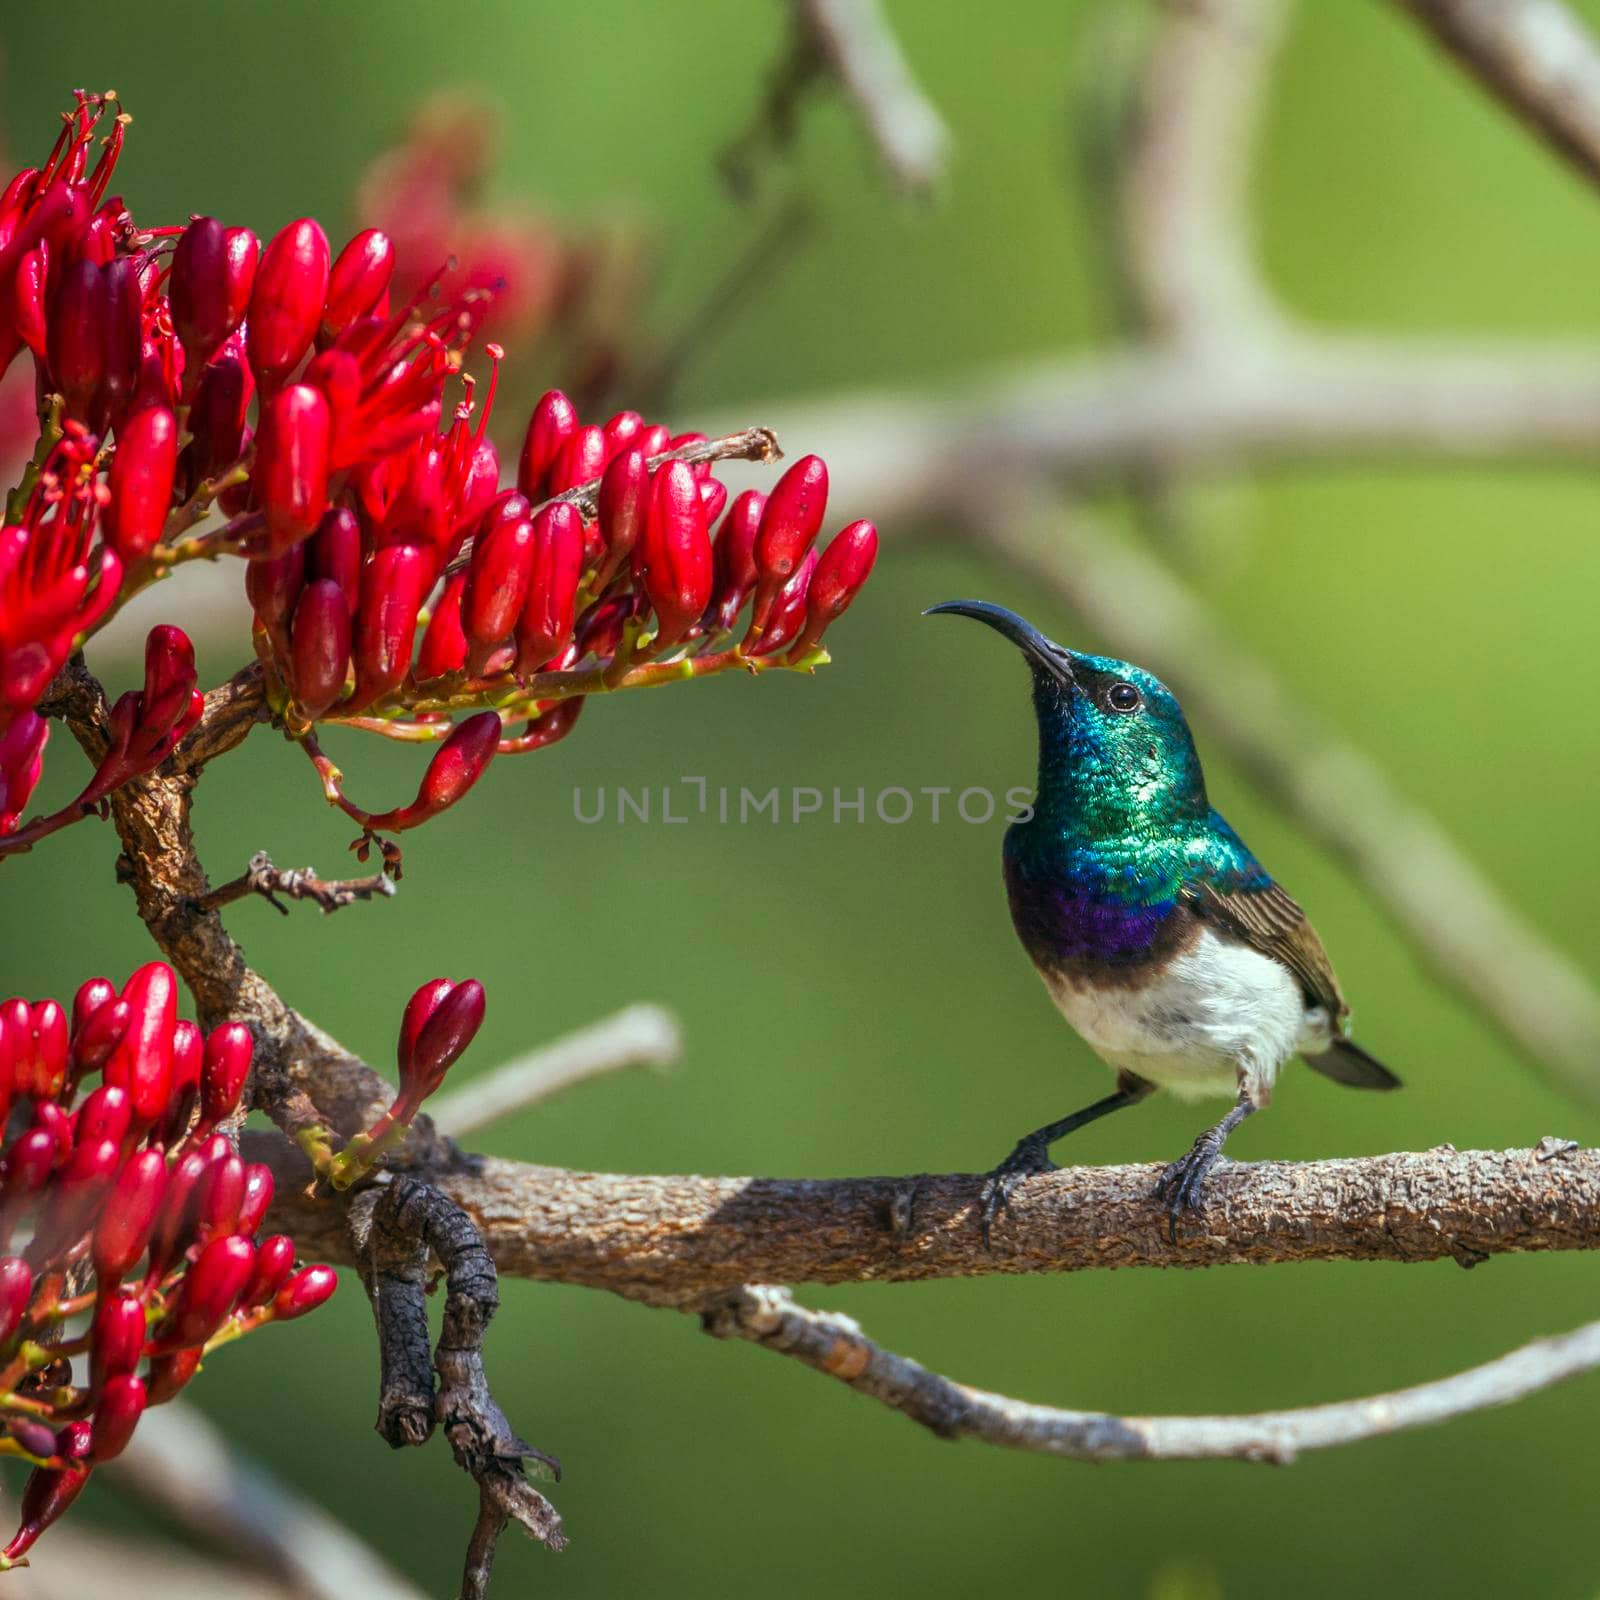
[0,93,879,853]
[0,962,335,1567]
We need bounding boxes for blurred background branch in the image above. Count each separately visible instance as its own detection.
[1395,0,1600,187]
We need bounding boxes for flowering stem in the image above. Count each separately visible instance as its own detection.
[362,642,827,727]
[4,396,64,524]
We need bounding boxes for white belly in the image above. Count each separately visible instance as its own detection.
[1041,927,1332,1103]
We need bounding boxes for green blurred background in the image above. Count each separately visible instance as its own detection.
[4,2,1600,1595]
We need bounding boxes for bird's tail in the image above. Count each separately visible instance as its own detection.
[1305,1037,1402,1090]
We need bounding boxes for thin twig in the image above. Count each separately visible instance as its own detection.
[444,425,780,579]
[196,850,396,916]
[106,1400,426,1600]
[428,1004,681,1138]
[722,0,949,197]
[1394,0,1600,188]
[800,0,951,193]
[703,1284,1600,1463]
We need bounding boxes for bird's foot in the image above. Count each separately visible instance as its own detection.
[979,1138,1058,1248]
[1154,1133,1226,1242]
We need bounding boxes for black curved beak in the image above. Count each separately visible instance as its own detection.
[923,600,1075,687]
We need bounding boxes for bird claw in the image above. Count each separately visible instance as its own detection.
[979,1141,1058,1248]
[1154,1136,1223,1242]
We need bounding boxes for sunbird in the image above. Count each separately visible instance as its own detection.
[928,600,1399,1237]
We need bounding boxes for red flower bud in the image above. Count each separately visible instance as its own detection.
[4,1426,91,1561]
[0,1258,33,1347]
[699,477,728,530]
[636,423,672,457]
[237,1162,274,1237]
[306,506,361,602]
[196,1154,245,1241]
[463,502,536,666]
[161,1233,255,1348]
[0,1002,21,1122]
[245,1233,297,1308]
[751,454,828,634]
[75,1085,131,1150]
[415,570,468,681]
[162,1019,203,1144]
[2,1130,57,1213]
[415,713,499,815]
[322,228,395,342]
[497,696,584,754]
[107,962,177,1126]
[106,404,178,561]
[364,713,500,833]
[198,1022,252,1134]
[12,244,48,359]
[70,979,116,1039]
[147,1146,208,1281]
[255,382,331,554]
[707,489,765,633]
[145,1346,201,1404]
[0,712,47,835]
[183,347,251,485]
[47,258,105,417]
[517,389,577,502]
[638,461,713,648]
[70,997,129,1082]
[89,1372,145,1462]
[595,446,648,585]
[787,519,877,658]
[29,1000,67,1100]
[135,627,198,757]
[575,402,627,456]
[91,1148,167,1282]
[749,550,816,657]
[549,423,607,495]
[26,1137,118,1270]
[401,978,485,1108]
[574,593,636,662]
[272,1263,337,1321]
[351,542,432,708]
[398,979,453,1076]
[98,258,143,416]
[514,502,583,674]
[247,217,330,393]
[89,1290,146,1388]
[29,1102,71,1167]
[171,217,257,372]
[245,541,305,653]
[290,578,351,718]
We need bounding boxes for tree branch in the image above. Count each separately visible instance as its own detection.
[254,1139,1600,1308]
[702,1283,1600,1463]
[1394,0,1600,189]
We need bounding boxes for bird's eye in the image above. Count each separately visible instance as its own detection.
[1104,681,1142,714]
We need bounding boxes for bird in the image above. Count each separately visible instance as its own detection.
[925,600,1399,1239]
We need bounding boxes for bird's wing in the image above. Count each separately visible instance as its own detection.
[1183,877,1350,1024]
